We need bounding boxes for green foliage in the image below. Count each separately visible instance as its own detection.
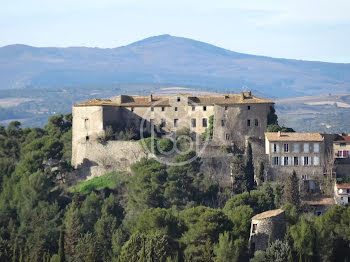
[265,240,291,262]
[214,232,244,262]
[118,231,171,262]
[230,154,247,194]
[266,124,295,133]
[267,106,278,125]
[71,171,125,194]
[245,142,255,191]
[180,206,232,261]
[256,161,264,186]
[284,170,300,209]
[128,158,167,211]
[202,115,214,140]
[139,137,174,155]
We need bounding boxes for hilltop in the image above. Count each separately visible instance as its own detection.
[1,34,350,97]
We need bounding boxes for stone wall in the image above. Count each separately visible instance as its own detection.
[74,140,148,180]
[249,209,286,253]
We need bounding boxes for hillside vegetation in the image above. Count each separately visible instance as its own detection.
[1,115,350,261]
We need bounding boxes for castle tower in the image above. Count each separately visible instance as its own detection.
[249,209,286,254]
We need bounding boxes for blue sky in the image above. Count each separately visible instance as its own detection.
[1,0,350,62]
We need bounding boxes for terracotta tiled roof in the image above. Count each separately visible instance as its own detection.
[251,209,284,220]
[265,132,323,142]
[74,92,274,107]
[336,183,350,189]
[334,135,350,143]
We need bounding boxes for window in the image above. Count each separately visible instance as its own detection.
[161,107,165,112]
[202,118,208,127]
[151,106,154,112]
[247,119,251,126]
[294,157,299,166]
[225,106,228,111]
[304,156,309,166]
[252,224,257,233]
[338,150,343,157]
[86,136,89,141]
[174,119,178,127]
[273,157,279,165]
[304,143,309,153]
[225,134,230,140]
[314,156,319,166]
[221,120,225,126]
[273,144,278,153]
[293,143,299,153]
[161,119,166,127]
[248,105,251,110]
[284,157,289,166]
[314,143,319,153]
[203,106,207,111]
[191,118,196,128]
[284,144,289,152]
[84,118,89,129]
[192,106,195,111]
[175,107,178,111]
[177,97,180,102]
[255,119,259,126]
[341,197,344,201]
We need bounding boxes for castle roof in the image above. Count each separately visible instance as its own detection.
[334,135,350,143]
[74,92,274,107]
[265,132,323,142]
[251,209,285,220]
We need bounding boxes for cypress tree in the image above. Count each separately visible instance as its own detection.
[245,142,255,191]
[256,161,265,186]
[230,154,247,194]
[284,170,300,209]
[58,229,65,262]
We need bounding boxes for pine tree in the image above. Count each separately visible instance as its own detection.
[284,170,300,209]
[230,155,247,194]
[256,161,264,186]
[58,229,65,262]
[64,201,83,260]
[245,142,255,191]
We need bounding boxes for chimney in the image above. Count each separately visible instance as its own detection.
[278,131,281,137]
[248,90,252,97]
[149,94,153,102]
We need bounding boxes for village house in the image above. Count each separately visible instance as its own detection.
[334,183,350,205]
[333,134,350,178]
[265,132,325,190]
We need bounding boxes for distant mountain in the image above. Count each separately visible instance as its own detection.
[1,34,350,97]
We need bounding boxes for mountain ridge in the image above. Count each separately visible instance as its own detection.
[1,34,350,97]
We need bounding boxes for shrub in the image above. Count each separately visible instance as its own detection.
[139,137,174,155]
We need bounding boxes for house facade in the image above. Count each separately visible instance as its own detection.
[265,132,325,185]
[334,183,350,205]
[333,135,350,178]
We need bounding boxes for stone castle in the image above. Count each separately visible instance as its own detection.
[72,92,274,170]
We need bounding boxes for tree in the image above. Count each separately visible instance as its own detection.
[180,206,232,261]
[128,158,168,211]
[256,161,264,186]
[283,170,300,209]
[58,230,65,262]
[214,232,244,262]
[267,106,278,125]
[230,155,247,194]
[245,142,255,191]
[265,240,291,262]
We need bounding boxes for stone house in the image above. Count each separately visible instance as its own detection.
[333,135,350,178]
[249,209,286,253]
[334,183,350,205]
[265,132,325,191]
[72,92,274,168]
